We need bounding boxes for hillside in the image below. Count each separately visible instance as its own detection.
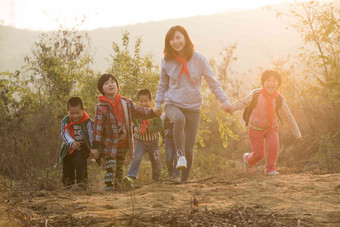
[1,172,339,226]
[0,4,302,80]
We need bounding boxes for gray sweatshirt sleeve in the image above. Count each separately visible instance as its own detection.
[155,59,169,108]
[200,56,229,105]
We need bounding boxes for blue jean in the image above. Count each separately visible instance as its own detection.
[165,135,179,178]
[127,139,161,181]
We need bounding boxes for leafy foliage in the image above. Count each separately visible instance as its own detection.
[1,2,340,189]
[107,31,159,101]
[271,1,340,171]
[279,1,340,105]
[0,27,95,186]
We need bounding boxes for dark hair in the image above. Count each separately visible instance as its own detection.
[164,25,194,61]
[137,88,152,101]
[67,97,84,110]
[261,70,282,87]
[97,73,120,95]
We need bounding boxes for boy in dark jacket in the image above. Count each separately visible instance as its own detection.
[60,97,93,188]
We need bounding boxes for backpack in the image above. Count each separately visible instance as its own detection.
[243,90,283,126]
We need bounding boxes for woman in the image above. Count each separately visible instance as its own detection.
[154,25,232,183]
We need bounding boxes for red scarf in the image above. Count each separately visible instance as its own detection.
[174,55,198,86]
[64,111,89,155]
[141,105,151,134]
[99,95,125,124]
[261,88,279,127]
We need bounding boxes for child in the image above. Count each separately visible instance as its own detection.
[126,89,162,183]
[161,113,180,182]
[230,70,302,175]
[91,74,158,191]
[60,97,93,189]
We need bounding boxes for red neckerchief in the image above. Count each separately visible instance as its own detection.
[141,105,151,134]
[99,95,125,124]
[64,111,89,155]
[261,88,279,127]
[174,55,198,86]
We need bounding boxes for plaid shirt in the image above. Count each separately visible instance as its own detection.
[93,96,156,158]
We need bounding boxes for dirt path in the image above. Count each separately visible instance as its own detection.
[1,173,340,226]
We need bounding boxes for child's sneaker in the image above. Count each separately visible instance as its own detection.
[105,186,114,191]
[243,153,255,174]
[168,174,180,183]
[122,176,134,191]
[176,150,187,170]
[266,171,279,176]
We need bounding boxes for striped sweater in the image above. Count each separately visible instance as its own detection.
[133,117,163,142]
[59,115,93,163]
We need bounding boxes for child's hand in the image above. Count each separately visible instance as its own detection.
[71,142,81,150]
[90,149,99,159]
[153,106,162,116]
[223,103,234,113]
[134,127,141,133]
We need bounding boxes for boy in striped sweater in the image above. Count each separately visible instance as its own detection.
[126,89,162,183]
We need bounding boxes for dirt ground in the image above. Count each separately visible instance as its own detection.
[1,172,340,226]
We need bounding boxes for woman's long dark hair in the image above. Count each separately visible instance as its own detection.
[164,25,194,61]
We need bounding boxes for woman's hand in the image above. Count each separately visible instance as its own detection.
[153,106,162,116]
[223,103,234,113]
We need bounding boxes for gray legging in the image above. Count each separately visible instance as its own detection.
[165,104,200,183]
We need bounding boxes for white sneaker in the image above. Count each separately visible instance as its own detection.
[176,150,187,170]
[266,171,279,176]
[243,153,255,174]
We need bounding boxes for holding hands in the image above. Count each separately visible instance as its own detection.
[223,103,234,114]
[154,104,232,115]
[153,106,162,116]
[134,126,141,133]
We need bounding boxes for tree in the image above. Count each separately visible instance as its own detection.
[277,1,340,105]
[0,25,96,187]
[0,71,39,180]
[197,43,242,152]
[107,31,159,101]
[24,26,93,111]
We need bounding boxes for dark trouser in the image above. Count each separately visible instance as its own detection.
[165,104,201,183]
[104,149,127,191]
[62,146,89,186]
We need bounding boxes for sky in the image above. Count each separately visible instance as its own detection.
[0,0,320,31]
